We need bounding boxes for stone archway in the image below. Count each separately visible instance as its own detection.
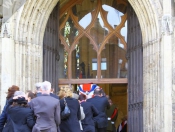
[5,0,172,131]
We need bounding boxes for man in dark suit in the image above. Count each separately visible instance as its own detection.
[29,81,61,132]
[79,94,99,132]
[87,88,110,132]
[50,87,59,99]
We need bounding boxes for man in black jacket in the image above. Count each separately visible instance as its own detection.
[79,94,99,132]
[50,87,59,99]
[87,88,110,132]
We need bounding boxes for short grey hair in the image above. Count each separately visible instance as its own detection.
[35,82,42,91]
[41,81,51,91]
[14,91,26,97]
[72,93,79,99]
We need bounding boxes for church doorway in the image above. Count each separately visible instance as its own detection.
[73,83,128,130]
[43,0,143,131]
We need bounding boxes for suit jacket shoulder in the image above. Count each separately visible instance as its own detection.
[29,95,61,129]
[50,93,59,99]
[87,96,110,113]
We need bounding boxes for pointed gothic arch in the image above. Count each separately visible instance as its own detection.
[10,0,168,131]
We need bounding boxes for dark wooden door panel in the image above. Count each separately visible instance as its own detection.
[43,4,60,93]
[127,4,143,132]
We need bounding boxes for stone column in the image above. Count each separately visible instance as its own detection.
[0,23,15,111]
[161,0,173,132]
[171,1,175,132]
[0,0,13,111]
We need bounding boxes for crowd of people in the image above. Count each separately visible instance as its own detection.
[0,81,127,132]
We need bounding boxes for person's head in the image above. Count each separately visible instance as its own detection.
[58,85,73,99]
[13,91,28,107]
[50,87,54,93]
[122,115,127,122]
[93,88,102,96]
[26,90,36,102]
[78,94,87,101]
[6,85,20,100]
[108,99,113,105]
[100,88,106,96]
[72,93,79,100]
[40,81,51,94]
[35,82,42,92]
[106,95,110,100]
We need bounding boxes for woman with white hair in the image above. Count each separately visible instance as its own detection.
[4,91,35,132]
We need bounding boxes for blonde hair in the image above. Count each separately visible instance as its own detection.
[58,85,73,99]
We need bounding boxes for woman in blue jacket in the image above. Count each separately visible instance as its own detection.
[0,85,19,132]
[6,91,35,132]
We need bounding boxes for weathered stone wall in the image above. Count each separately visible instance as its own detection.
[161,0,174,132]
[129,0,164,132]
[0,0,59,111]
[172,1,175,132]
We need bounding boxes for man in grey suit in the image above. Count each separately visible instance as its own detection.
[29,81,61,132]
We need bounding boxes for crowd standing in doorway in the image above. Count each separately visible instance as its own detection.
[0,82,127,132]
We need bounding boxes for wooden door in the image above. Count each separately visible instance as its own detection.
[127,4,143,132]
[43,4,60,93]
